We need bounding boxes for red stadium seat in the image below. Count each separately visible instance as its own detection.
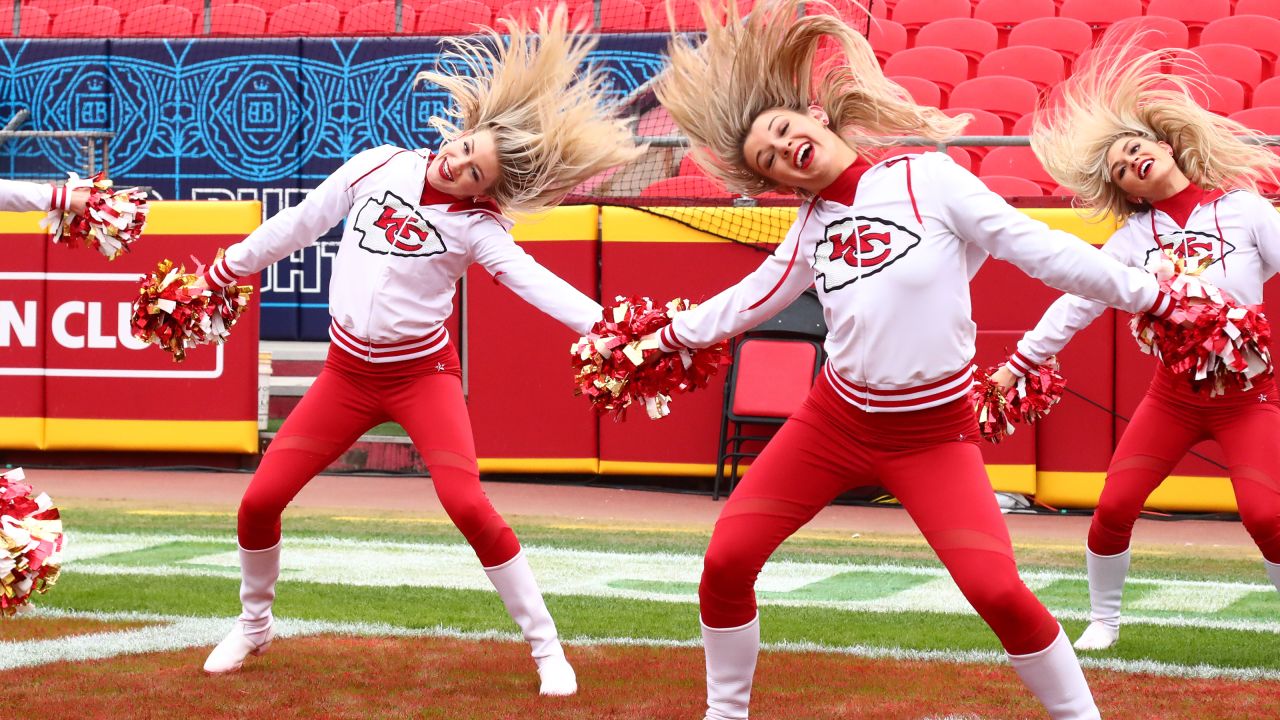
[1052,184,1077,197]
[978,46,1066,90]
[973,0,1054,35]
[17,5,51,35]
[209,3,266,33]
[1011,112,1036,136]
[915,18,997,67]
[1200,16,1280,65]
[571,0,646,30]
[1144,0,1229,33]
[1233,0,1280,17]
[267,1,339,33]
[640,175,731,199]
[49,4,119,34]
[344,1,412,33]
[807,0,881,25]
[889,75,943,107]
[979,174,1045,197]
[677,153,707,177]
[212,0,297,14]
[1182,43,1264,92]
[884,46,970,94]
[1109,15,1189,50]
[1058,0,1143,31]
[1230,107,1280,134]
[28,0,92,16]
[948,76,1039,130]
[867,19,907,65]
[646,0,751,31]
[416,0,490,33]
[891,0,970,32]
[978,146,1056,192]
[1254,76,1280,109]
[944,107,1006,163]
[1189,74,1247,116]
[102,0,172,17]
[1007,18,1094,64]
[122,4,196,35]
[495,0,559,24]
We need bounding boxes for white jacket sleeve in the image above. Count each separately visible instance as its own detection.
[204,146,403,288]
[1006,223,1148,375]
[471,229,603,335]
[0,179,60,213]
[1247,192,1280,282]
[931,156,1169,317]
[660,210,815,351]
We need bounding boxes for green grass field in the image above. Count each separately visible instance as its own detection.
[5,501,1280,718]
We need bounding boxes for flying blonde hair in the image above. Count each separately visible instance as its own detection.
[1031,30,1280,221]
[416,5,644,216]
[655,0,968,197]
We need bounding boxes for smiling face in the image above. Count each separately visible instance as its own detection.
[1104,135,1189,203]
[742,106,854,195]
[427,129,501,201]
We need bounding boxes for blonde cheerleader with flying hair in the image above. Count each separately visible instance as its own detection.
[649,1,1204,717]
[992,31,1280,652]
[200,5,643,697]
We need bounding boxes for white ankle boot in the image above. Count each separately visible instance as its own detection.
[1266,559,1280,593]
[1009,625,1102,720]
[1074,548,1129,651]
[702,615,760,720]
[484,550,576,696]
[204,542,280,674]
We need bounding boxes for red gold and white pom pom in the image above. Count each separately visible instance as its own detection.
[570,296,729,420]
[1131,250,1272,396]
[41,171,148,261]
[970,359,1065,443]
[1,468,64,616]
[130,254,253,363]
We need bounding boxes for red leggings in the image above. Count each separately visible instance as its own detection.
[1089,370,1280,562]
[238,344,520,567]
[700,374,1060,655]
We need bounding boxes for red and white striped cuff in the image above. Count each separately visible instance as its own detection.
[1147,290,1174,319]
[50,185,69,212]
[203,256,239,288]
[658,323,688,353]
[329,321,449,363]
[1005,351,1037,378]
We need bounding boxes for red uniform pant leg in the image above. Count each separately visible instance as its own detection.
[698,400,874,629]
[386,368,519,567]
[238,354,386,549]
[1213,400,1280,563]
[880,440,1059,655]
[1087,391,1205,556]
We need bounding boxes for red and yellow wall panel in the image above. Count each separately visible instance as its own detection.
[0,201,262,452]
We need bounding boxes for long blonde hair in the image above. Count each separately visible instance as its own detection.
[1031,30,1280,220]
[655,0,968,197]
[416,5,644,215]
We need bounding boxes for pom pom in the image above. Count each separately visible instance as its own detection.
[570,296,729,420]
[970,359,1066,443]
[130,254,253,363]
[1131,250,1273,396]
[0,468,64,616]
[41,171,149,261]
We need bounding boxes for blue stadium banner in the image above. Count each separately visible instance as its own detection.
[1,35,667,339]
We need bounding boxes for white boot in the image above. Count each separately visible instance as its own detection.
[1266,559,1280,592]
[1009,625,1101,720]
[484,550,576,696]
[1074,548,1129,651]
[204,542,280,674]
[702,614,760,720]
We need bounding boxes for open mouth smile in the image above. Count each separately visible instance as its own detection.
[794,142,813,170]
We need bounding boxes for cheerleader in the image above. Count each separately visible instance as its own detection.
[199,6,643,696]
[651,2,1188,717]
[991,34,1280,652]
[0,178,87,215]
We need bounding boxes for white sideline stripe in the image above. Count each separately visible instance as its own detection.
[9,608,1280,682]
[63,533,1280,631]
